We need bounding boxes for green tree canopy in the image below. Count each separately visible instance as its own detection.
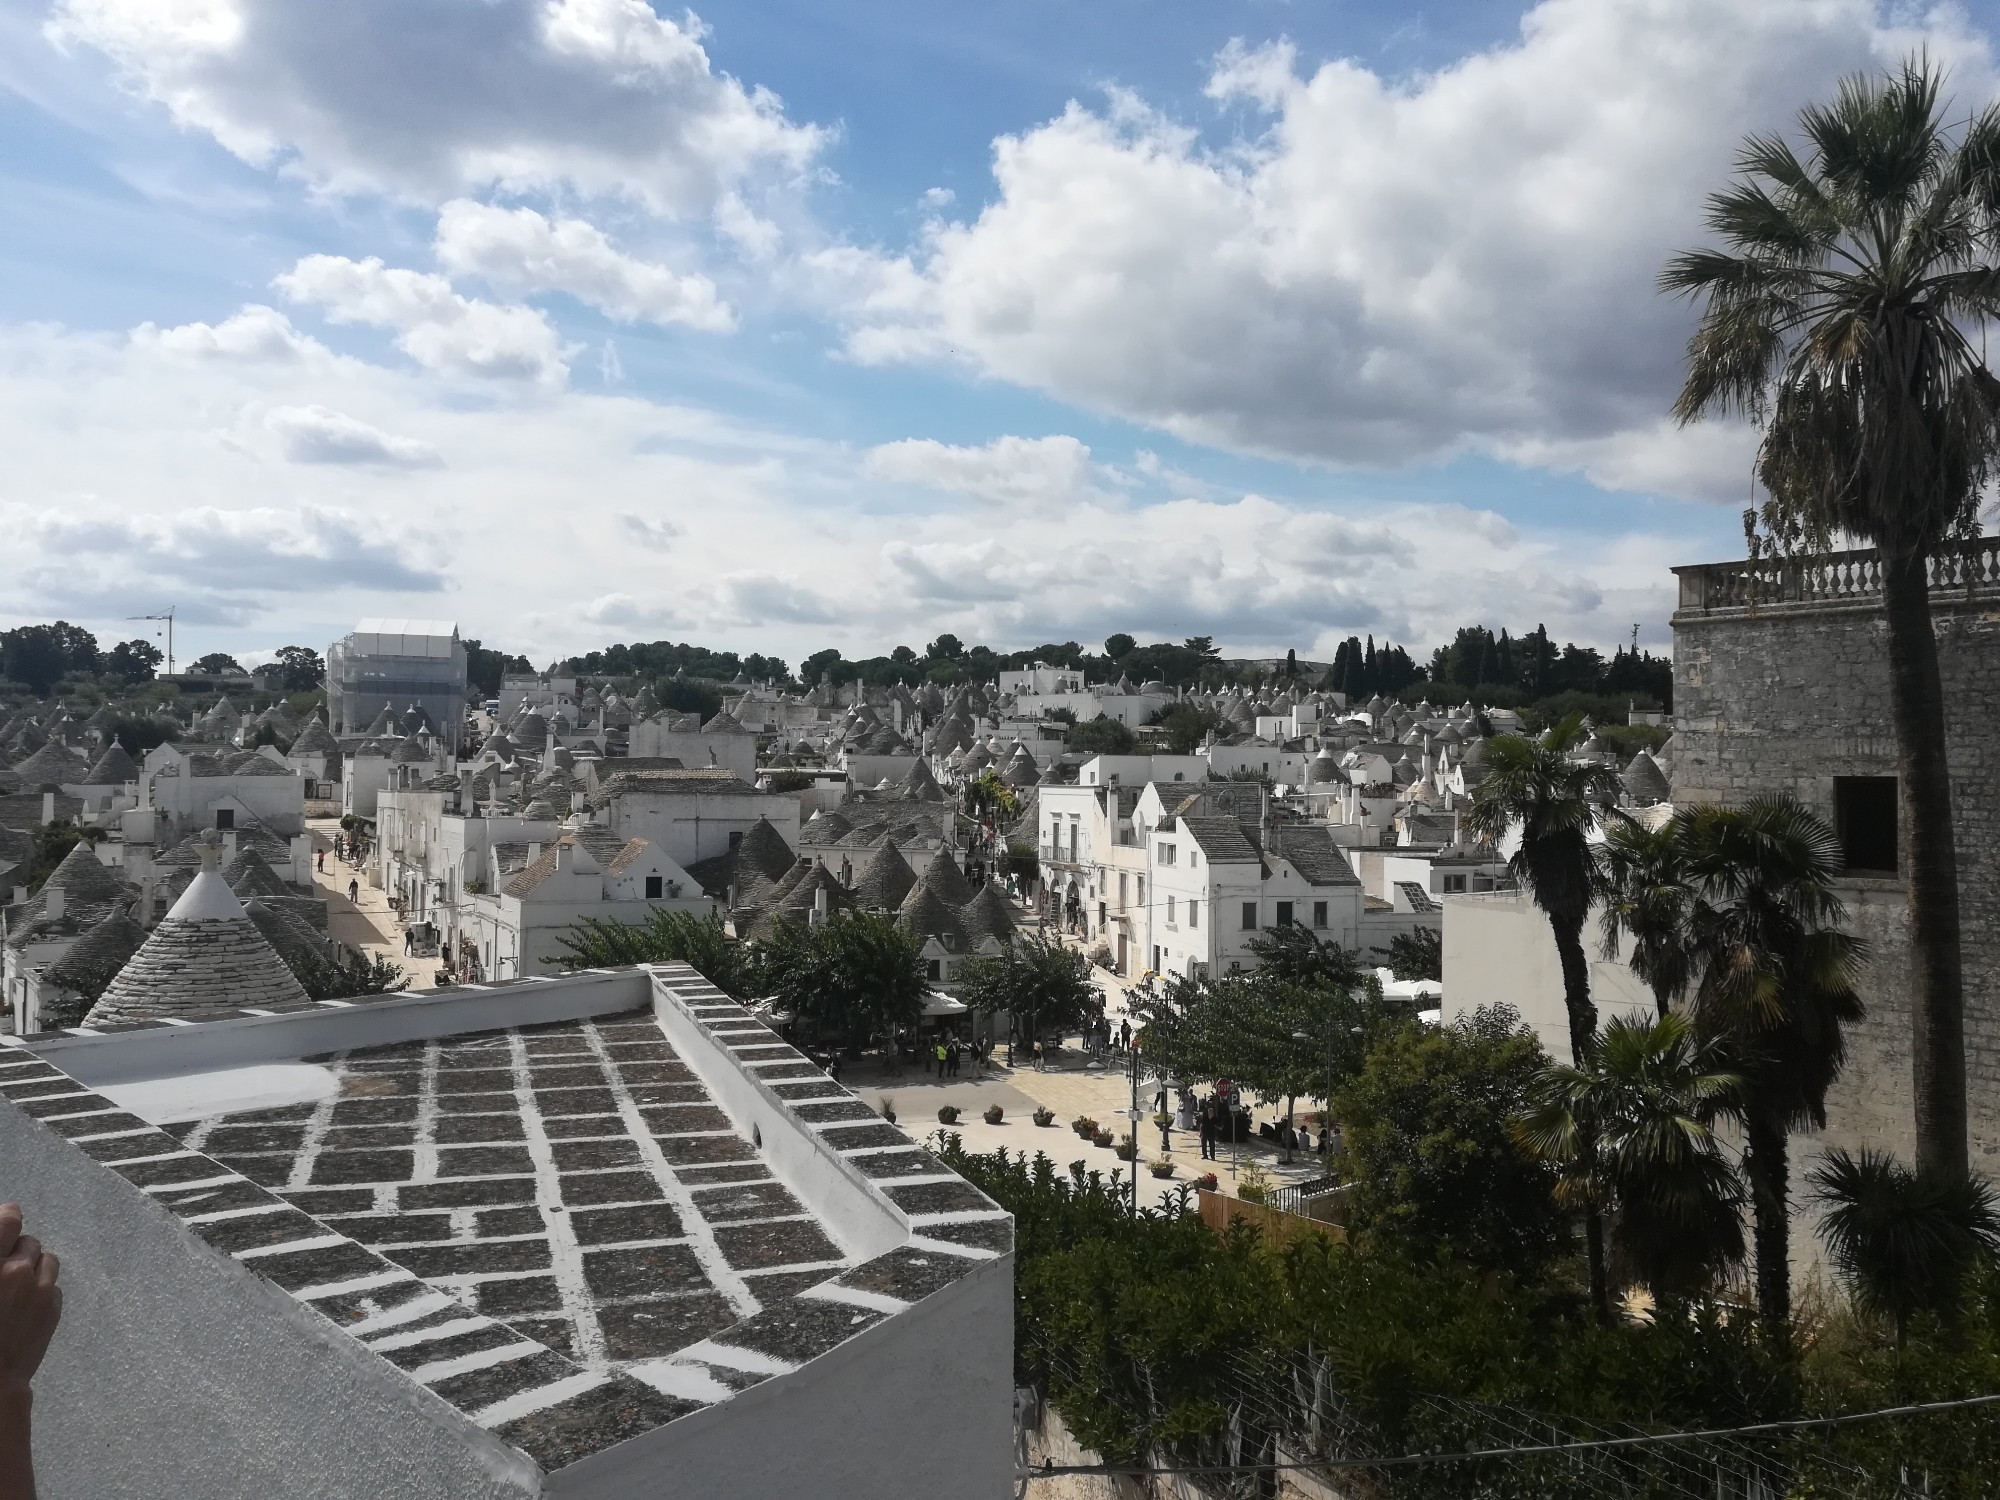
[957,931,1097,1039]
[758,911,927,1047]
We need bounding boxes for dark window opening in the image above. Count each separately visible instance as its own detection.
[213,808,234,830]
[1240,902,1257,931]
[926,959,942,981]
[728,830,743,850]
[1275,901,1294,927]
[1312,901,1328,929]
[645,875,664,899]
[1835,776,1898,874]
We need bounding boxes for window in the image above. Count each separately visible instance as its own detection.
[728,830,743,850]
[1159,843,1176,866]
[1443,874,1468,893]
[1312,901,1327,929]
[1241,901,1257,931]
[1275,901,1294,927]
[1166,895,1176,924]
[1189,900,1200,929]
[1152,946,1162,973]
[645,875,664,899]
[1119,872,1128,906]
[1191,850,1200,868]
[927,959,942,981]
[1834,776,1898,873]
[213,808,234,830]
[1137,876,1145,906]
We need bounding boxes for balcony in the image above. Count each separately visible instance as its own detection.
[1040,844,1082,866]
[1673,537,2000,616]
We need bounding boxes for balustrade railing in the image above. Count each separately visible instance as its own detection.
[1675,537,2000,613]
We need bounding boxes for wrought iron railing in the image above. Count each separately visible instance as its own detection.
[1674,537,2000,613]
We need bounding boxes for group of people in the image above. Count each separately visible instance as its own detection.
[924,1035,986,1077]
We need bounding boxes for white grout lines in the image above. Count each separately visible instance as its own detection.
[505,1027,610,1370]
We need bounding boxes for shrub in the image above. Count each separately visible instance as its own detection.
[984,1104,1005,1125]
[1073,1116,1097,1136]
[1149,1160,1177,1179]
[1115,1137,1138,1161]
[879,1096,896,1124]
[1193,1172,1219,1191]
[1092,1131,1114,1149]
[1033,1107,1056,1127]
[938,1104,961,1124]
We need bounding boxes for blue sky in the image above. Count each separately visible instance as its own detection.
[0,0,1992,671]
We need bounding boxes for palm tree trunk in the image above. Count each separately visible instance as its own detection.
[1549,912,1598,1065]
[1745,1103,1790,1332]
[1881,550,1967,1178]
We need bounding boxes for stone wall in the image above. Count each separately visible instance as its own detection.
[1671,587,2000,1169]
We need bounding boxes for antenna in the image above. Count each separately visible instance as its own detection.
[127,607,175,674]
[1630,623,1640,655]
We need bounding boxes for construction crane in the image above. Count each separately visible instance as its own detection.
[127,608,176,675]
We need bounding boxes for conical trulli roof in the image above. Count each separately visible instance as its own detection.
[82,743,140,785]
[851,839,918,911]
[896,883,965,947]
[1619,749,1671,806]
[86,850,310,1024]
[736,817,796,885]
[38,908,149,1027]
[225,849,294,899]
[11,740,88,787]
[242,897,333,977]
[917,848,976,908]
[960,883,1018,942]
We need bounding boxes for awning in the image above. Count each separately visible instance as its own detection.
[922,991,969,1017]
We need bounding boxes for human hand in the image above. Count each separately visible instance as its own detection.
[0,1205,61,1390]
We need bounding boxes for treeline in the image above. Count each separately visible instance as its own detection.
[0,622,325,699]
[1419,624,1672,710]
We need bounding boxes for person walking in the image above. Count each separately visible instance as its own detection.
[935,1040,949,1077]
[1198,1101,1217,1161]
[403,928,413,955]
[316,849,325,873]
[347,878,359,905]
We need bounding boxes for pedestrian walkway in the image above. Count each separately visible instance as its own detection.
[306,818,440,988]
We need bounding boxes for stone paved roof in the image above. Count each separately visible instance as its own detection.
[1266,823,1358,885]
[1178,816,1261,865]
[82,744,140,784]
[914,848,975,908]
[225,849,295,899]
[38,908,149,1021]
[896,883,965,948]
[10,741,89,786]
[1620,749,1671,805]
[849,840,917,911]
[959,883,1018,943]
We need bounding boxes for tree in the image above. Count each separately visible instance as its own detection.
[963,769,1018,821]
[103,639,162,685]
[1183,636,1219,660]
[1243,925,1370,992]
[1676,796,1866,1331]
[1597,814,1697,1018]
[1515,1014,1745,1300]
[1156,703,1220,756]
[1376,926,1442,983]
[1068,715,1136,756]
[1463,715,1620,1064]
[1104,633,1136,661]
[758,911,926,1049]
[1810,1148,2000,1348]
[1,622,99,696]
[1134,968,1373,1117]
[1334,1007,1564,1275]
[800,647,845,686]
[925,633,966,661]
[292,948,406,1001]
[891,645,917,665]
[273,645,325,691]
[1664,58,2000,1179]
[191,652,243,676]
[958,932,1097,1046]
[552,909,760,996]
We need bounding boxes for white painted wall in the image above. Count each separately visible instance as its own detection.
[1440,891,1653,1060]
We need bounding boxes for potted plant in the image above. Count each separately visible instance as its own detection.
[937,1104,961,1125]
[1152,1112,1173,1130]
[1091,1129,1114,1149]
[1149,1159,1176,1179]
[1114,1136,1138,1162]
[1237,1160,1273,1204]
[1194,1171,1219,1192]
[1073,1116,1097,1137]
[879,1096,897,1125]
[1032,1107,1056,1127]
[983,1104,1004,1125]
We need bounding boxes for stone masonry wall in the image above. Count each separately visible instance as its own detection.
[1672,593,2000,1170]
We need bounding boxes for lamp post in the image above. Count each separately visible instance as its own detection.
[1128,1035,1141,1218]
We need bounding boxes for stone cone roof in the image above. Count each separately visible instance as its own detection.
[390,733,432,764]
[900,760,947,803]
[11,740,88,786]
[752,858,815,912]
[915,848,976,908]
[1620,749,1671,806]
[736,817,797,885]
[82,744,140,785]
[87,861,309,1024]
[960,883,1017,943]
[896,883,965,947]
[37,840,131,912]
[39,908,149,1024]
[225,850,294,899]
[850,839,917,910]
[242,897,332,977]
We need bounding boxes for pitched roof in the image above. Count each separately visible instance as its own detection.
[241,897,333,975]
[1266,822,1359,886]
[1178,816,1261,864]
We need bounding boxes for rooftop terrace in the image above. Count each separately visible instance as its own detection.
[2,964,1013,1498]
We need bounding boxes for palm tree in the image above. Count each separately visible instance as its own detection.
[1664,58,2000,1178]
[1682,796,1866,1330]
[1464,714,1621,1064]
[1515,1013,1745,1300]
[1810,1147,2000,1347]
[1598,814,1697,1019]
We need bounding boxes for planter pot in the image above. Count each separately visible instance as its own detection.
[1149,1164,1176,1179]
[983,1107,1005,1125]
[938,1107,961,1124]
[1091,1133,1114,1149]
[1194,1174,1219,1192]
[1115,1145,1138,1162]
[1033,1111,1056,1127]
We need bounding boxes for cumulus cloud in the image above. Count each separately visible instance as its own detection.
[275,255,572,384]
[265,404,440,467]
[833,0,1995,500]
[48,0,824,214]
[434,200,734,331]
[130,304,326,362]
[863,434,1109,508]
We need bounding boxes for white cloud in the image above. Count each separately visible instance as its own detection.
[434,200,734,332]
[832,0,1995,500]
[274,255,572,384]
[863,434,1108,508]
[48,0,824,215]
[130,303,325,362]
[265,404,439,467]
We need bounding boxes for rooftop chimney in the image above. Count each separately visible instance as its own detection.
[45,885,64,921]
[40,792,54,825]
